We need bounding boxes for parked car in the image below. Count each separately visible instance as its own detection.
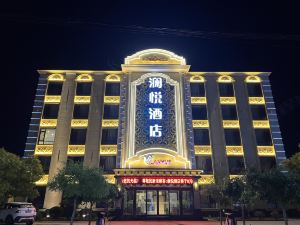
[0,202,36,225]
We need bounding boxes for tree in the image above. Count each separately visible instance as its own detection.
[224,176,254,225]
[246,168,300,225]
[0,148,43,204]
[283,152,300,174]
[205,180,230,225]
[48,161,112,225]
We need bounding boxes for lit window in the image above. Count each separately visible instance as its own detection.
[38,128,56,144]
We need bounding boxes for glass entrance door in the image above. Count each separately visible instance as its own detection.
[146,190,157,215]
[158,190,169,215]
[169,190,180,215]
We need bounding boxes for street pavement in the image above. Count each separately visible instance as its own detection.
[31,219,300,225]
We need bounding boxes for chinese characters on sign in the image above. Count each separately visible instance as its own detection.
[149,77,163,138]
[121,177,194,185]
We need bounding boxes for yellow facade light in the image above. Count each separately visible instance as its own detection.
[194,145,212,155]
[220,97,236,104]
[257,146,276,156]
[34,145,53,156]
[35,175,49,186]
[104,96,120,104]
[102,119,119,128]
[226,146,244,156]
[248,97,265,105]
[44,95,61,103]
[105,74,121,82]
[67,145,85,156]
[190,75,205,83]
[76,74,93,82]
[103,174,116,184]
[48,74,64,81]
[245,75,262,83]
[71,119,89,128]
[198,175,215,185]
[253,120,270,128]
[191,97,207,104]
[217,75,234,83]
[74,96,91,104]
[229,175,243,180]
[223,120,240,128]
[40,119,57,128]
[100,145,118,156]
[192,120,209,128]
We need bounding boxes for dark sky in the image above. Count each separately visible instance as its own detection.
[1,1,299,157]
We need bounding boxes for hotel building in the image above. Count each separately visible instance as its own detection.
[25,49,286,217]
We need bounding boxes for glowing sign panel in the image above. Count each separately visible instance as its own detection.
[121,177,193,185]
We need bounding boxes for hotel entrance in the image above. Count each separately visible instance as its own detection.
[123,188,194,217]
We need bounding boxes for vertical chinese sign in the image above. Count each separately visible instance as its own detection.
[135,76,176,152]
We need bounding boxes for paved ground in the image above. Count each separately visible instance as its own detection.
[31,219,300,225]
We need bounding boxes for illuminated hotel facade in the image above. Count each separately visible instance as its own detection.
[25,49,286,217]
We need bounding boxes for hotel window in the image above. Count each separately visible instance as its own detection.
[247,83,263,97]
[38,128,56,144]
[103,105,119,119]
[192,105,207,120]
[101,129,118,145]
[69,129,87,145]
[193,129,210,145]
[221,105,238,120]
[105,83,120,96]
[67,157,84,165]
[219,83,234,97]
[76,82,92,96]
[99,156,116,173]
[73,105,90,119]
[224,129,241,145]
[260,157,276,172]
[255,129,272,145]
[195,156,213,174]
[42,104,59,119]
[228,156,245,174]
[250,105,267,120]
[46,82,63,95]
[38,156,51,173]
[190,83,205,97]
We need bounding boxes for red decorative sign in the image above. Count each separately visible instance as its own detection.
[121,176,193,185]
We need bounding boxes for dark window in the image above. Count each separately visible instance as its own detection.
[228,157,245,174]
[221,105,238,120]
[224,129,241,145]
[101,129,118,144]
[105,83,120,96]
[38,128,56,144]
[190,83,205,97]
[43,104,59,119]
[255,129,273,145]
[260,157,276,172]
[73,105,90,119]
[69,129,87,145]
[99,156,116,173]
[251,105,268,120]
[195,156,213,174]
[192,105,207,120]
[67,157,84,165]
[103,105,119,119]
[33,186,46,209]
[38,157,51,173]
[47,82,63,95]
[219,83,234,97]
[76,82,92,96]
[193,129,210,145]
[247,83,263,97]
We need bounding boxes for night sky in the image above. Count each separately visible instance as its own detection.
[1,1,299,157]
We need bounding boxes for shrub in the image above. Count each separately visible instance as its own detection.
[270,209,280,220]
[253,210,266,219]
[35,210,47,221]
[49,206,65,219]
